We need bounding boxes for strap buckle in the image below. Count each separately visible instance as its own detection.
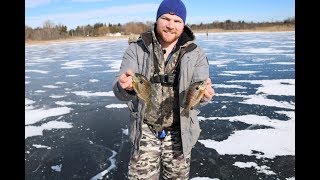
[162,74,175,85]
[151,73,175,86]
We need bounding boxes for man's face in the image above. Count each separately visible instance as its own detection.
[156,13,184,45]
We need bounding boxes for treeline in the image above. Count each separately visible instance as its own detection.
[25,20,153,41]
[190,17,295,31]
[25,17,294,41]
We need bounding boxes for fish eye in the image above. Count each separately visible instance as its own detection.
[140,81,143,84]
[196,87,199,90]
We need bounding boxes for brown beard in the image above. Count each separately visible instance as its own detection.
[163,29,176,34]
[159,30,179,44]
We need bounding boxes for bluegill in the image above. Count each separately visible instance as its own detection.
[181,81,207,118]
[132,73,152,110]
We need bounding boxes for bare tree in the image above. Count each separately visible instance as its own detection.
[98,26,110,36]
[42,20,56,40]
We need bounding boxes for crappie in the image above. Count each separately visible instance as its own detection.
[132,73,152,109]
[181,81,207,118]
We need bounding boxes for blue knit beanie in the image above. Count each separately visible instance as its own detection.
[156,0,187,23]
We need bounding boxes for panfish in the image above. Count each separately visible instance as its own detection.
[132,73,152,110]
[181,81,207,118]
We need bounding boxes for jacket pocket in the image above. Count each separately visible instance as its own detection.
[189,109,201,146]
[180,109,202,155]
[190,109,200,126]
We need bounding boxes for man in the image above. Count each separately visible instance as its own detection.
[113,0,215,179]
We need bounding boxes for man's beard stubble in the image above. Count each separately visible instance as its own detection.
[158,29,180,44]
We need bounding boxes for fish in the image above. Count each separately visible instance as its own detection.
[181,81,207,118]
[132,73,152,110]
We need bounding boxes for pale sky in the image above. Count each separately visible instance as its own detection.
[25,0,295,29]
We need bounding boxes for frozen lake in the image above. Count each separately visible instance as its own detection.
[25,31,295,180]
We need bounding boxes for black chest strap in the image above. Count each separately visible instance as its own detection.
[150,43,197,86]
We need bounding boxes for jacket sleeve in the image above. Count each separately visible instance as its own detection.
[193,46,210,106]
[112,43,139,101]
[192,46,209,83]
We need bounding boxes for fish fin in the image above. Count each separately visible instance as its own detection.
[192,101,201,109]
[181,108,190,118]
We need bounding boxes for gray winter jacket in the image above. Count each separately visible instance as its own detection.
[113,25,209,156]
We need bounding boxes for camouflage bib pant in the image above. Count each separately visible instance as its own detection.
[128,123,191,180]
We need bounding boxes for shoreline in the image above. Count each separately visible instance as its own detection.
[25,27,294,46]
[25,35,137,46]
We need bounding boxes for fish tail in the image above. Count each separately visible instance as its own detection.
[181,108,190,118]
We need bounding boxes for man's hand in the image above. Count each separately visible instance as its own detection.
[202,78,215,102]
[118,69,134,91]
